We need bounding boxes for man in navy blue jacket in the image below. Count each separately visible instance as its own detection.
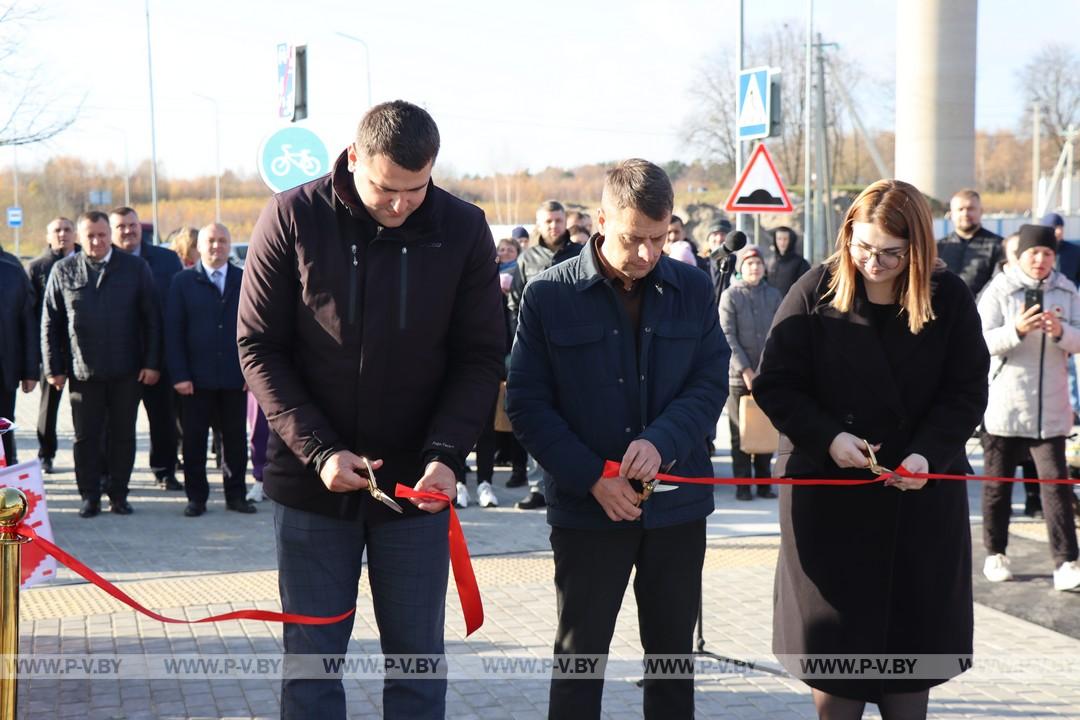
[110,207,183,490]
[507,159,729,720]
[166,223,254,517]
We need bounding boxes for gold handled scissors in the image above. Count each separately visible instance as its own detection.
[863,439,893,476]
[360,456,404,513]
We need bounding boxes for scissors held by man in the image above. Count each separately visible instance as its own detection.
[360,456,404,513]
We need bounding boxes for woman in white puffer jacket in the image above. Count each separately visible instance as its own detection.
[977,224,1080,591]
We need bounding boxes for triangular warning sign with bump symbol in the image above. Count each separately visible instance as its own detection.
[724,143,794,214]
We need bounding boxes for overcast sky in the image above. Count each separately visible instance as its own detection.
[6,0,1075,179]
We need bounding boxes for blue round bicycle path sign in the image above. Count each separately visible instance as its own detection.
[258,126,330,193]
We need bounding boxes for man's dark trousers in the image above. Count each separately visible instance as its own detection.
[548,518,706,720]
[180,388,247,505]
[36,371,63,462]
[142,372,177,479]
[68,377,141,502]
[274,503,450,720]
[0,389,16,463]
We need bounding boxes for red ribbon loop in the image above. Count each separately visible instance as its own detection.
[394,484,484,636]
[601,460,1080,486]
[13,523,355,625]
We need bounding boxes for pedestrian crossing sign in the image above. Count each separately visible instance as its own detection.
[737,67,771,141]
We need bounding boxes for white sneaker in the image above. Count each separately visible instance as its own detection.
[455,482,470,509]
[983,554,1013,583]
[477,481,498,508]
[246,482,264,503]
[1053,560,1080,591]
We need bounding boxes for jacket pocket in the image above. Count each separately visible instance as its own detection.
[652,320,699,379]
[548,323,613,388]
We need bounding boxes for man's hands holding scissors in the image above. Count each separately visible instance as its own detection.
[319,450,379,492]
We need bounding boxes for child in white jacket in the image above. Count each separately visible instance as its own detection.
[977,224,1080,591]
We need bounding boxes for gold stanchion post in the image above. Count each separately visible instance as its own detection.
[0,487,29,720]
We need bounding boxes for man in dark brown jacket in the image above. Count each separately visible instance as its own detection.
[237,100,504,720]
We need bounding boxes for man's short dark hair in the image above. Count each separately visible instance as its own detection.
[355,100,440,171]
[669,215,684,226]
[109,206,138,219]
[538,200,565,214]
[79,210,109,226]
[568,225,589,237]
[602,159,673,221]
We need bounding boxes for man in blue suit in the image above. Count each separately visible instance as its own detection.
[110,207,183,490]
[166,223,254,517]
[507,159,729,720]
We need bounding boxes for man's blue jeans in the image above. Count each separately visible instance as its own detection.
[274,501,450,719]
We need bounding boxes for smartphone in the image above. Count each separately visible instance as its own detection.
[1024,288,1044,312]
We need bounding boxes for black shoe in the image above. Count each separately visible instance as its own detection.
[1024,494,1043,518]
[78,498,101,518]
[40,458,54,474]
[109,499,134,515]
[506,469,528,488]
[183,502,206,517]
[162,476,184,491]
[735,486,753,501]
[226,499,257,514]
[515,491,546,510]
[757,487,778,499]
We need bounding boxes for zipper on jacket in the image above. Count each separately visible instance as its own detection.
[348,244,359,325]
[1037,327,1046,439]
[1036,279,1046,438]
[399,246,408,330]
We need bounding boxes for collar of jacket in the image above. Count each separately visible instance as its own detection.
[1003,263,1072,292]
[946,225,997,244]
[573,235,683,294]
[329,149,438,242]
[537,229,571,252]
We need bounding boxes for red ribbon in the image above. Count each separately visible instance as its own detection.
[11,523,355,625]
[601,460,1080,486]
[394,484,483,636]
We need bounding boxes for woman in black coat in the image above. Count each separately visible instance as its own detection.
[753,180,989,719]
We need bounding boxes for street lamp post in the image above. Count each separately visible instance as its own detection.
[335,32,372,108]
[193,93,222,223]
[144,0,160,243]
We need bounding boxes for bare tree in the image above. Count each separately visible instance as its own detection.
[0,2,80,147]
[681,48,738,175]
[681,22,870,188]
[1019,43,1080,156]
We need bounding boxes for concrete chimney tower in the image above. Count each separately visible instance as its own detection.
[895,0,978,202]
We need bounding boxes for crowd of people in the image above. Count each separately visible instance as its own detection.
[4,209,264,519]
[1,99,1079,720]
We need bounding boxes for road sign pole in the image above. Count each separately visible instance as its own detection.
[734,0,744,234]
[10,147,18,258]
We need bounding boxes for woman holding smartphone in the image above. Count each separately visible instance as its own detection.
[977,224,1080,591]
[754,179,990,719]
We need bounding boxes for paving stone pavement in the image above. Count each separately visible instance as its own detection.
[8,392,1080,719]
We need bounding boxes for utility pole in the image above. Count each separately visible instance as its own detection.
[814,34,836,254]
[803,0,814,262]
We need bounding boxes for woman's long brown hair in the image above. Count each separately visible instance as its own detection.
[824,179,938,334]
